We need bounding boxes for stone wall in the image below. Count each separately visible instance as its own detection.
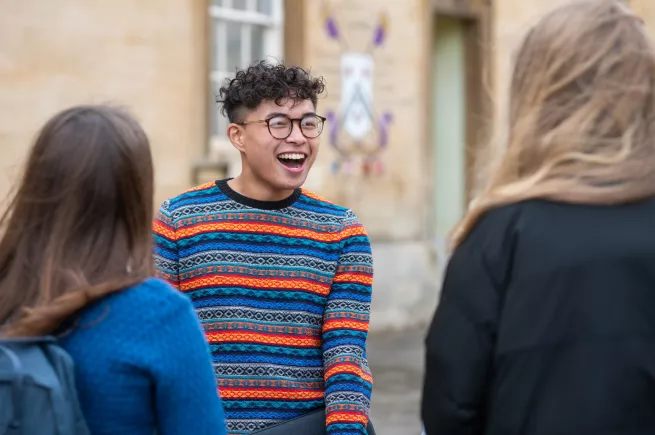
[3,0,655,332]
[296,0,655,331]
[297,0,440,330]
[0,0,207,210]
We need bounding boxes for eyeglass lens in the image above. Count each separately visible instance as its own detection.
[268,115,324,139]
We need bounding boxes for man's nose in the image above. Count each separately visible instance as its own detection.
[286,120,307,143]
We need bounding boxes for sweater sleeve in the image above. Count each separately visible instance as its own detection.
[153,200,181,289]
[146,282,227,435]
[323,210,374,435]
[421,209,516,435]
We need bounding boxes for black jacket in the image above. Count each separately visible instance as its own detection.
[422,199,655,435]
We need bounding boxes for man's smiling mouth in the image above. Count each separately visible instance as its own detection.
[277,152,307,170]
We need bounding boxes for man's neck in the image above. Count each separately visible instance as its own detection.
[228,176,295,202]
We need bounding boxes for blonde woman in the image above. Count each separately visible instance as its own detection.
[421,1,655,434]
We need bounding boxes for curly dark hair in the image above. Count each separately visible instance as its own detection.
[216,61,326,123]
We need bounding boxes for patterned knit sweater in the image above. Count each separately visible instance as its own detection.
[153,179,374,435]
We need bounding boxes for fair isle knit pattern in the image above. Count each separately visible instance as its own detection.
[153,179,374,435]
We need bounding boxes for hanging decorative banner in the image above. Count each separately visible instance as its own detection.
[341,53,374,141]
[322,2,393,177]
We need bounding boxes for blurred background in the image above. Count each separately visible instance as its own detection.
[1,0,653,433]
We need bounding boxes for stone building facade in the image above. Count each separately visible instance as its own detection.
[1,0,653,330]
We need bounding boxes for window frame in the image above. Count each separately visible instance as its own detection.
[208,0,284,157]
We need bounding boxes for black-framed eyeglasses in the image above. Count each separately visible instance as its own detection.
[236,114,326,139]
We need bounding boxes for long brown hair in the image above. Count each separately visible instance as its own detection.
[453,0,655,247]
[0,105,154,337]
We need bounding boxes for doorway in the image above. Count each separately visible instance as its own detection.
[430,14,484,241]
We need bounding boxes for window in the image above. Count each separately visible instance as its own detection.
[208,0,284,147]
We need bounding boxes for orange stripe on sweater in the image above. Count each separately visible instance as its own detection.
[175,222,343,242]
[182,275,330,294]
[188,182,217,192]
[332,272,373,285]
[219,388,325,400]
[339,225,368,238]
[325,412,369,425]
[153,221,176,239]
[322,319,369,332]
[205,331,323,347]
[301,189,335,204]
[325,363,374,383]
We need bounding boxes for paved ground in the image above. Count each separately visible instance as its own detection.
[367,328,426,435]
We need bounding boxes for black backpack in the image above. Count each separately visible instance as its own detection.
[0,337,90,435]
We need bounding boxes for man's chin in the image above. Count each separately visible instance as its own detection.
[278,175,307,191]
[275,165,312,190]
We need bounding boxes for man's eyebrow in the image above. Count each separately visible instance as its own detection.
[264,112,287,118]
[264,111,317,118]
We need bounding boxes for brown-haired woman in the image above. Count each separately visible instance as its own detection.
[0,105,227,435]
[421,1,655,434]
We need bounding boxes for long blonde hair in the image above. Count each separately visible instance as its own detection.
[453,0,655,247]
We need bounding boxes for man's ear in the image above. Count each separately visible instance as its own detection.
[227,123,247,153]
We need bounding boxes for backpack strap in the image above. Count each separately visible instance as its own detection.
[41,339,91,435]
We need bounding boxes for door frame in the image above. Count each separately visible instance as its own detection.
[423,0,493,240]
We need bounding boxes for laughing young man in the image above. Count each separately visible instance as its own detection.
[153,61,374,435]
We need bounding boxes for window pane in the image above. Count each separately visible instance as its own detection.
[211,19,220,71]
[251,25,265,63]
[209,81,220,137]
[217,117,228,138]
[257,0,273,14]
[226,21,241,70]
[217,111,228,138]
[233,0,247,10]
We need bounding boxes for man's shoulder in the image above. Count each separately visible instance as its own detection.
[298,189,353,219]
[160,182,221,215]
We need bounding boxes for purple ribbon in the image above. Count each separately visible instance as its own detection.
[326,17,339,40]
[327,111,338,147]
[378,112,393,148]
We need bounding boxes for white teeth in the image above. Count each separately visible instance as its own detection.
[278,153,306,160]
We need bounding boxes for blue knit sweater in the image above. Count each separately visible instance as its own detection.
[59,278,227,435]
